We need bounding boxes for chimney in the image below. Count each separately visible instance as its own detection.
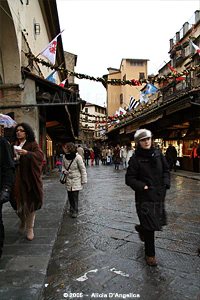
[170,39,174,50]
[195,10,200,24]
[176,32,180,43]
[183,22,189,36]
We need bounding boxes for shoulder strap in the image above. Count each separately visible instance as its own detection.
[67,159,74,171]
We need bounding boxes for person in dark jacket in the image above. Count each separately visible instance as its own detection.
[166,144,177,172]
[113,146,121,170]
[125,129,170,266]
[93,144,101,165]
[0,136,15,259]
[84,147,90,166]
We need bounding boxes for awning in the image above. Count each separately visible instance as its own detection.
[125,123,139,134]
[145,113,163,124]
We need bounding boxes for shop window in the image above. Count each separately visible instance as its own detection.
[46,134,52,157]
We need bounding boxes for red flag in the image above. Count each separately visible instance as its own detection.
[59,78,68,87]
[39,30,64,65]
[167,64,184,81]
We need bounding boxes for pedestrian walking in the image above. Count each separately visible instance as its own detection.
[101,147,107,165]
[190,141,199,172]
[84,146,90,166]
[165,144,177,172]
[77,145,85,163]
[11,123,44,241]
[93,144,101,165]
[120,145,127,169]
[126,142,134,168]
[56,154,63,172]
[0,136,15,259]
[113,146,121,170]
[62,142,87,218]
[125,129,170,266]
[106,146,112,165]
[90,150,95,166]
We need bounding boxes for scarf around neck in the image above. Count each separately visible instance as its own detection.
[136,147,157,166]
[65,150,77,160]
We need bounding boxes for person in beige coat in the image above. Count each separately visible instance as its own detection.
[62,142,87,218]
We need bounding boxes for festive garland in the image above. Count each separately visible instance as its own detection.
[171,39,189,51]
[23,52,200,86]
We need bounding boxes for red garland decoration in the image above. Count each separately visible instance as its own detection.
[131,79,141,86]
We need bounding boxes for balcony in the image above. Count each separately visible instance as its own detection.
[161,79,193,102]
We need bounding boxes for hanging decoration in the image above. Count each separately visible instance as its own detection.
[23,51,200,86]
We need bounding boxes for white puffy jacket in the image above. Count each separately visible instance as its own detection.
[62,153,87,191]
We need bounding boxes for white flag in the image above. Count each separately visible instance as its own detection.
[190,40,200,55]
[119,107,126,115]
[140,91,149,104]
[40,30,64,65]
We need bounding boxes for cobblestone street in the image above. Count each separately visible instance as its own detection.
[41,164,200,300]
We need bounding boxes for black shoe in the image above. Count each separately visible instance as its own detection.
[135,224,145,242]
[72,211,78,218]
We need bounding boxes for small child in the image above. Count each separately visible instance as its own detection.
[90,150,94,166]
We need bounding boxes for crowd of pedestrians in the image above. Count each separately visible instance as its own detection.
[77,143,136,170]
[0,125,199,267]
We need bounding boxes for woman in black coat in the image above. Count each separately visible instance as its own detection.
[0,137,15,259]
[125,129,170,266]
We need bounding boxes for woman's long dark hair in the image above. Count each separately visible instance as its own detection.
[13,123,35,142]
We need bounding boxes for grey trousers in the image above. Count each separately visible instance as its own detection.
[67,191,79,213]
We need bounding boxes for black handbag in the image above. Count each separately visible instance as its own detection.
[59,159,74,184]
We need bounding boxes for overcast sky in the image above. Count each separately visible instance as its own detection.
[57,0,199,107]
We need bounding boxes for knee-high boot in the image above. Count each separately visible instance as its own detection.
[16,211,26,233]
[26,212,35,241]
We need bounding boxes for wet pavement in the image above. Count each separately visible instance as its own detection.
[0,164,200,300]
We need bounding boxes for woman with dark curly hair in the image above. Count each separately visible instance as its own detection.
[11,123,44,241]
[62,142,87,218]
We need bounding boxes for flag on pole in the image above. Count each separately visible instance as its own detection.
[167,64,184,81]
[46,70,57,83]
[128,96,140,110]
[190,40,200,55]
[59,77,68,87]
[140,91,149,103]
[39,30,64,65]
[119,107,126,115]
[144,83,158,95]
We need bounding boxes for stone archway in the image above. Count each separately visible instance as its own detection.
[0,0,21,84]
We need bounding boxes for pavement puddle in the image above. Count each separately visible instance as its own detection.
[76,269,98,282]
[110,268,129,277]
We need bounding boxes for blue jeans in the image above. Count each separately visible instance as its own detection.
[122,159,126,169]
